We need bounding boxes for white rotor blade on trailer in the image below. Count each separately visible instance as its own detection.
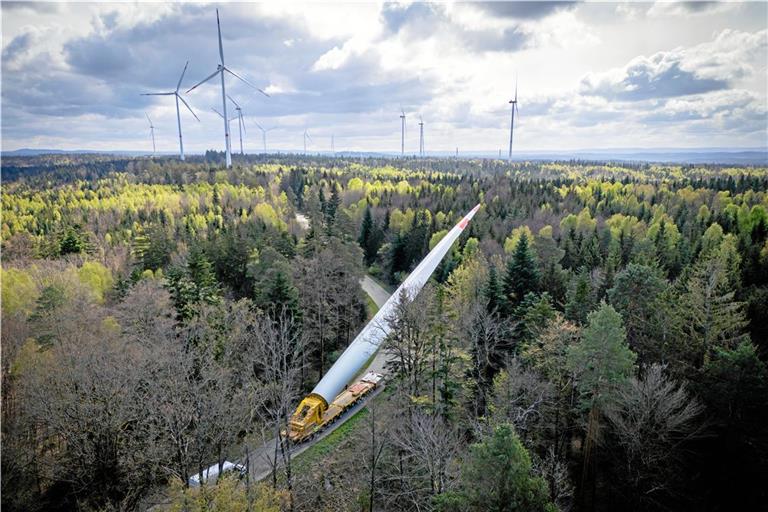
[311,203,482,405]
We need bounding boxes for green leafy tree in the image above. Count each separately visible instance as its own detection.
[436,424,555,512]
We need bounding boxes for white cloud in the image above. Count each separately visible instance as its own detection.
[1,1,766,152]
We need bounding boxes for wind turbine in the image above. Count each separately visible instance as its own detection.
[146,113,156,155]
[304,130,312,154]
[400,107,406,156]
[418,115,424,157]
[140,61,199,160]
[227,94,246,155]
[186,9,269,168]
[508,78,519,161]
[254,122,275,154]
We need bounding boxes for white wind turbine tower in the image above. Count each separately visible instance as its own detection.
[226,95,246,155]
[211,107,238,156]
[186,9,269,168]
[140,61,199,160]
[400,107,406,156]
[508,78,519,161]
[418,115,424,157]
[146,113,156,155]
[304,130,312,154]
[254,122,275,154]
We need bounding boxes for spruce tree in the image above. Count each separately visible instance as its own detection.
[484,265,503,315]
[502,232,540,314]
[565,269,594,325]
[264,270,302,324]
[358,205,380,266]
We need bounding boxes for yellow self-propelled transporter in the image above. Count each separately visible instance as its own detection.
[286,204,481,443]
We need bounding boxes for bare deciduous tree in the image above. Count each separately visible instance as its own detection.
[379,409,462,511]
[489,357,554,447]
[383,286,438,409]
[605,364,705,510]
[247,308,309,510]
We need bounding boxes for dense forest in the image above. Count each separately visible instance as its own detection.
[2,153,767,511]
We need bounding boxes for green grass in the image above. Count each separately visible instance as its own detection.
[365,295,380,318]
[292,407,370,473]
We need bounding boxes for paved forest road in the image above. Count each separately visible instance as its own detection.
[247,275,393,482]
[360,275,390,308]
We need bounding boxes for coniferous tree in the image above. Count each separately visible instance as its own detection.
[568,302,636,409]
[483,265,503,315]
[565,270,594,325]
[358,205,381,266]
[437,424,555,512]
[263,270,301,324]
[502,232,540,315]
[677,253,750,368]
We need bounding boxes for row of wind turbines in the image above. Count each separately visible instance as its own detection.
[141,9,521,167]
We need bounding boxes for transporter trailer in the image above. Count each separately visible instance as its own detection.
[286,204,481,443]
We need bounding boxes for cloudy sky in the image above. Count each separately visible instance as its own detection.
[2,1,766,154]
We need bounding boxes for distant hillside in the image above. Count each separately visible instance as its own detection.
[3,147,767,165]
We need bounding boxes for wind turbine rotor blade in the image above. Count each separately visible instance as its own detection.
[226,93,241,108]
[239,112,246,135]
[216,9,225,64]
[514,76,518,102]
[185,67,221,94]
[254,121,264,132]
[146,113,152,125]
[177,94,200,121]
[224,67,270,97]
[211,107,225,119]
[141,92,175,96]
[176,60,190,92]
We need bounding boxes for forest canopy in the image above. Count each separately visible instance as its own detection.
[2,153,767,511]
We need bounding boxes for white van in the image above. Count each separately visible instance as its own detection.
[188,461,246,487]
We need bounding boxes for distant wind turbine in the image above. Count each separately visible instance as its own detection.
[140,60,199,160]
[304,130,312,154]
[254,122,275,154]
[186,9,269,168]
[400,107,406,156]
[227,95,246,155]
[508,78,518,161]
[418,115,424,158]
[146,113,156,155]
